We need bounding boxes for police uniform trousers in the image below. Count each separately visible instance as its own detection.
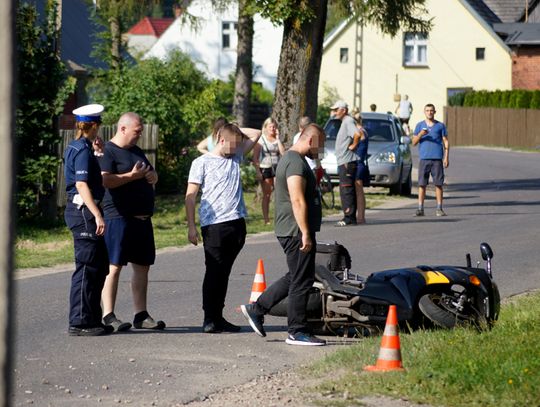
[64,202,109,327]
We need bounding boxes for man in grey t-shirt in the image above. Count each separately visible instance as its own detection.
[185,123,261,334]
[241,124,327,346]
[333,100,360,226]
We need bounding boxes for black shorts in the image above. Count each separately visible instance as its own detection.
[104,216,156,266]
[418,159,444,187]
[260,165,276,180]
[399,117,410,125]
[355,161,370,186]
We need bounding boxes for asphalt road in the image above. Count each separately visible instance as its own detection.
[13,147,540,406]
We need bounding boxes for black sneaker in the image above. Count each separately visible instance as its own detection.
[415,209,425,217]
[69,325,106,337]
[285,332,326,346]
[104,315,132,332]
[133,316,166,330]
[240,304,266,337]
[217,318,242,333]
[203,320,222,334]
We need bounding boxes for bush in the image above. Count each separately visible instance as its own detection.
[452,89,539,109]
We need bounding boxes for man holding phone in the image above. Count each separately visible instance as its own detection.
[99,112,166,332]
[412,104,449,217]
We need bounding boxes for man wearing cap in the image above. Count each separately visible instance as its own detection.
[64,104,112,336]
[100,112,166,332]
[332,100,360,226]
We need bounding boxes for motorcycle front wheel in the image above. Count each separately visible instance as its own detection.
[418,293,480,329]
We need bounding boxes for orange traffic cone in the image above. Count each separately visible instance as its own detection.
[249,259,267,303]
[364,305,405,372]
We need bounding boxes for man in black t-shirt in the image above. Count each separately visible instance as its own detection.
[99,112,165,332]
[241,124,327,346]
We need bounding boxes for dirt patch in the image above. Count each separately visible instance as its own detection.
[184,368,427,407]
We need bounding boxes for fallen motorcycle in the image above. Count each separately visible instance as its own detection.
[268,242,500,335]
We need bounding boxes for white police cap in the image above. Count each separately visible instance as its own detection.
[72,104,104,122]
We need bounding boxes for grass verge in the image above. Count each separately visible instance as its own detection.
[304,292,540,407]
[15,189,395,269]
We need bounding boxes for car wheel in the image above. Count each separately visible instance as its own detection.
[400,167,412,196]
[388,168,403,195]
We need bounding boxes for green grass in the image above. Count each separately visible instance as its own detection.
[303,292,540,407]
[15,187,394,269]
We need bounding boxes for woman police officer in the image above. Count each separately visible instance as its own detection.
[63,104,112,336]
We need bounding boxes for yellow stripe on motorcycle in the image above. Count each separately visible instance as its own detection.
[418,270,450,285]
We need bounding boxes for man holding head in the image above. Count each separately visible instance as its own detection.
[241,124,326,346]
[332,100,360,226]
[100,112,166,332]
[185,122,262,334]
[412,104,449,217]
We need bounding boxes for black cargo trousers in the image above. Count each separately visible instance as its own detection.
[338,161,358,225]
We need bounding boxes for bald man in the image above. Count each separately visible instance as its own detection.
[242,124,327,346]
[100,112,166,332]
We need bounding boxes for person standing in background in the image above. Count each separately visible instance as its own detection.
[412,104,449,217]
[252,118,286,225]
[395,95,413,134]
[349,112,369,224]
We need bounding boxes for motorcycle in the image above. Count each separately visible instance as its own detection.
[268,242,500,335]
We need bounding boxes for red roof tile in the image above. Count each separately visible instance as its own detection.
[128,17,174,37]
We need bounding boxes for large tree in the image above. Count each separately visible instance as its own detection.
[253,0,432,140]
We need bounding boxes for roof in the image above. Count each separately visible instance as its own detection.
[493,22,540,44]
[127,17,175,37]
[482,0,525,22]
[464,0,502,24]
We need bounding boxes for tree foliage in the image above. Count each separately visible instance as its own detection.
[91,51,228,192]
[16,1,75,218]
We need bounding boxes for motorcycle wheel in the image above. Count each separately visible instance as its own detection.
[418,293,476,329]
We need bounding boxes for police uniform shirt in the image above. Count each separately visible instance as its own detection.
[64,137,105,200]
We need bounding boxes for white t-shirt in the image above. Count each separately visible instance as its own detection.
[398,100,412,119]
[188,153,247,227]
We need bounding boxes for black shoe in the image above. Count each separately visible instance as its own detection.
[240,304,266,337]
[69,325,106,337]
[217,318,242,333]
[103,314,132,332]
[203,320,222,334]
[133,316,166,330]
[285,332,326,346]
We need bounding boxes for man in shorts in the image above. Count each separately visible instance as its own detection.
[412,104,450,217]
[100,112,165,332]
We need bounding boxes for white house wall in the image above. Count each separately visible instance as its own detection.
[145,0,283,91]
[319,0,512,125]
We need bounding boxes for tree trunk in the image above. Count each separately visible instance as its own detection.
[272,0,328,143]
[233,0,253,127]
[110,14,121,70]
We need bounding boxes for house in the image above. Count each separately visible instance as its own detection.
[125,16,175,57]
[144,0,283,91]
[318,0,519,124]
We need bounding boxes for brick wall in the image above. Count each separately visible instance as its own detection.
[512,47,540,90]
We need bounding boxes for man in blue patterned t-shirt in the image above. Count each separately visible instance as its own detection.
[185,123,261,334]
[412,104,450,217]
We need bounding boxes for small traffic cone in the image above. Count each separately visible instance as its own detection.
[249,259,267,303]
[364,305,405,372]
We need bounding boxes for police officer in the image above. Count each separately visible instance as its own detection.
[64,104,112,336]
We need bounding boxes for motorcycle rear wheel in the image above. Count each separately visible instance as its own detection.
[418,293,478,329]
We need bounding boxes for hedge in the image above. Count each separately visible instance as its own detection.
[449,89,540,109]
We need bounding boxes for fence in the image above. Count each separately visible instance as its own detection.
[56,124,159,207]
[445,106,540,149]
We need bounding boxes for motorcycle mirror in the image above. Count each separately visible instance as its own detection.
[480,242,493,261]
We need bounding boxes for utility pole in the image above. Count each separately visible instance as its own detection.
[353,17,363,111]
[0,0,15,404]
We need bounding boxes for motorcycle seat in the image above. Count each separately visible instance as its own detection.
[315,265,361,296]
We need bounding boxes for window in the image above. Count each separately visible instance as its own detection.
[340,48,349,63]
[403,33,428,67]
[222,21,238,50]
[476,47,485,60]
